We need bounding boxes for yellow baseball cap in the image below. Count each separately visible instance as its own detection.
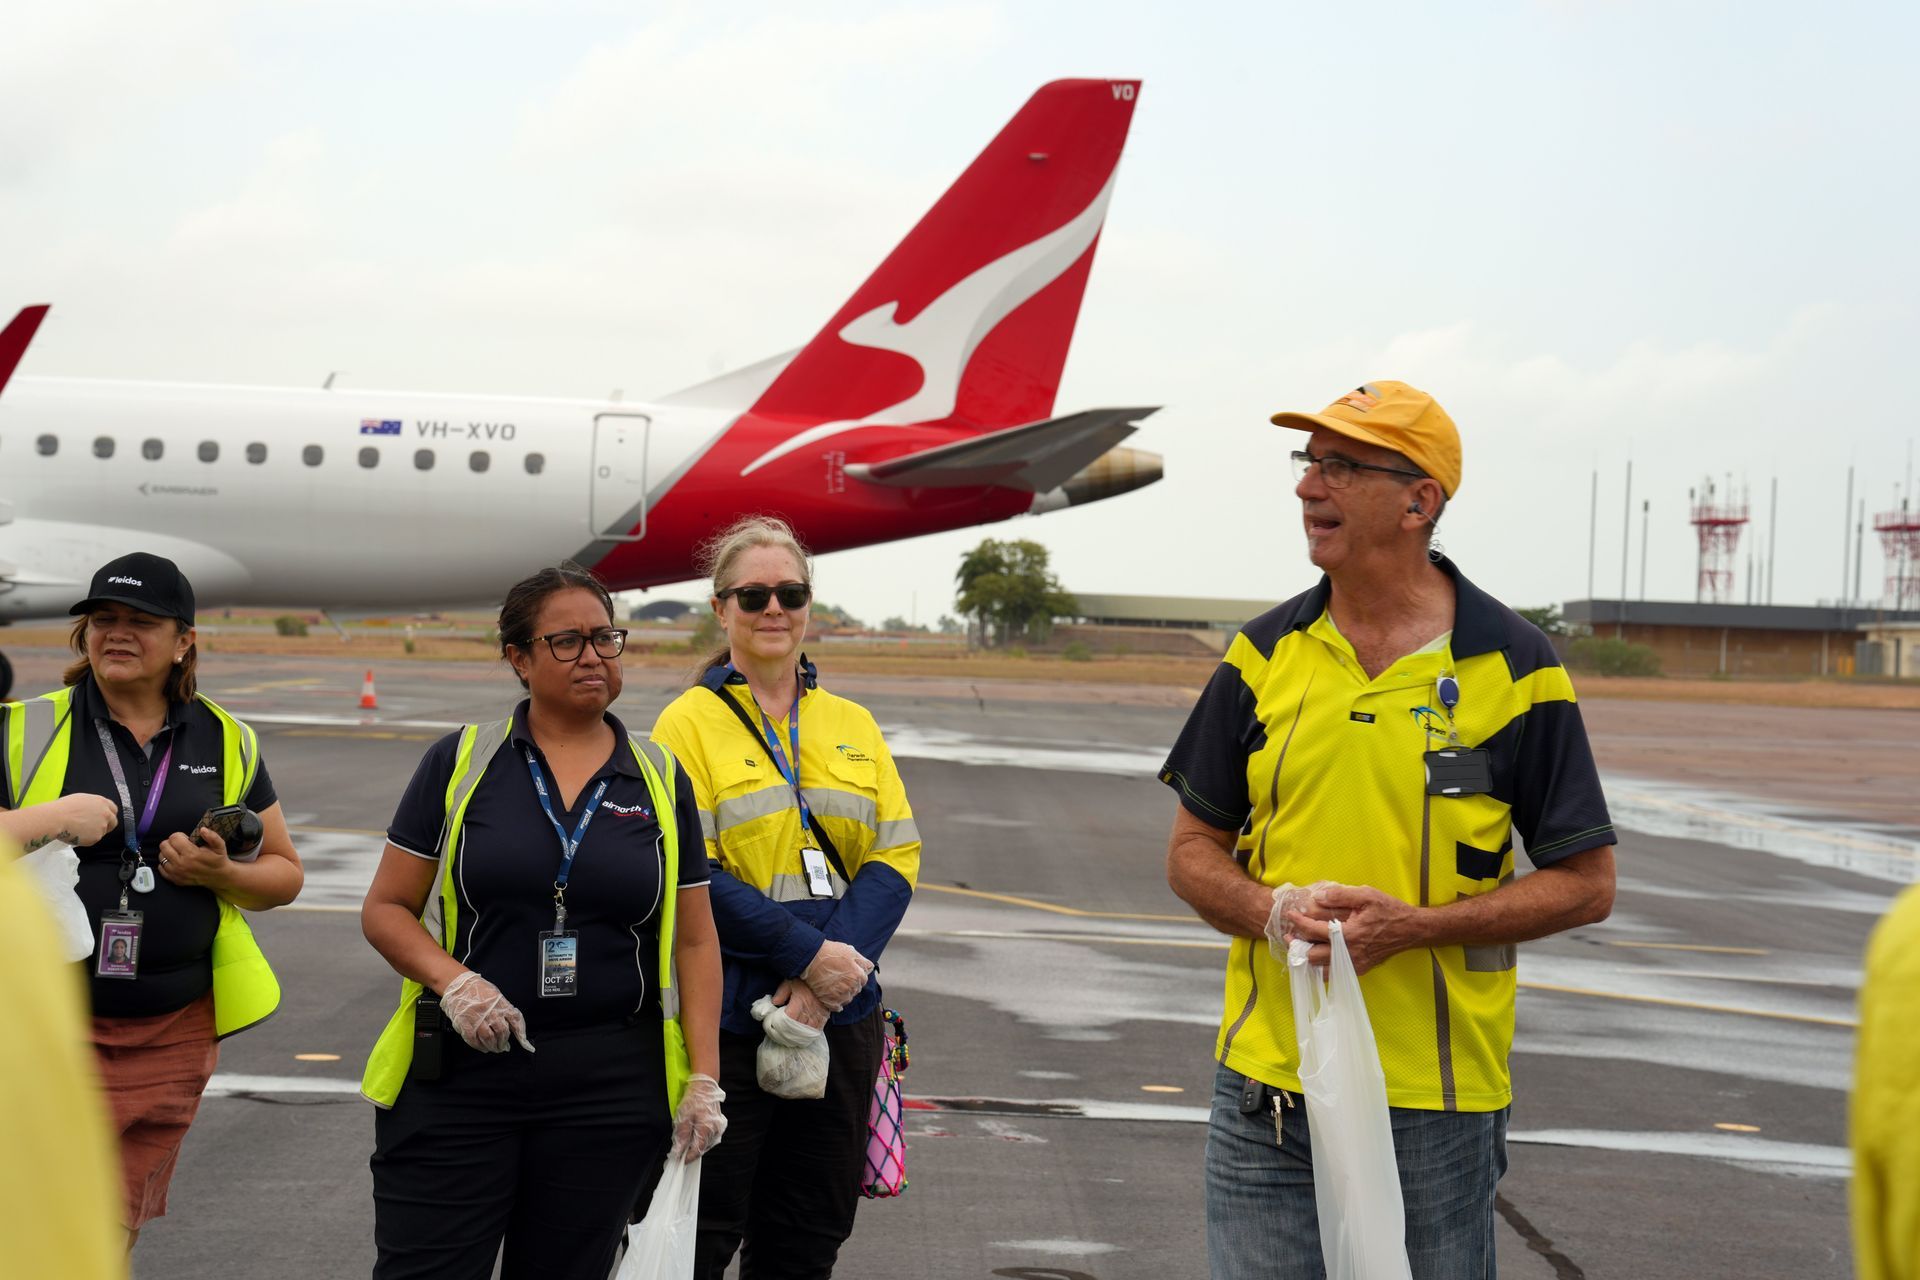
[1270,380,1462,497]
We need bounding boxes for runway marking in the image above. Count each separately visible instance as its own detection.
[1603,941,1770,956]
[294,1053,342,1062]
[904,926,1228,950]
[1518,980,1856,1028]
[1140,1085,1184,1094]
[1715,1123,1762,1133]
[280,728,443,742]
[922,883,1196,923]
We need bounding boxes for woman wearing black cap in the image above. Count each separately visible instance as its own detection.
[0,551,304,1249]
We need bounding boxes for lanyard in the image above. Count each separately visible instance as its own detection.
[729,668,812,829]
[523,747,610,926]
[95,722,175,859]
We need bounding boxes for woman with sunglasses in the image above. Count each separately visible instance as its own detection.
[651,516,921,1279]
[360,563,725,1280]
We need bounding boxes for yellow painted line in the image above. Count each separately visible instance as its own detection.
[921,882,1196,923]
[1715,1123,1762,1133]
[281,728,441,742]
[295,1053,342,1062]
[1141,1084,1185,1094]
[1604,941,1770,957]
[1519,980,1856,1029]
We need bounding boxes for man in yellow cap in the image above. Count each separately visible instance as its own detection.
[1160,381,1617,1278]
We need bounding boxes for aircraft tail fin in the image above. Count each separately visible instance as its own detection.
[748,79,1140,433]
[0,306,50,396]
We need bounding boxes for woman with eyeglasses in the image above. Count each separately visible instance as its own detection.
[360,562,725,1280]
[650,515,922,1279]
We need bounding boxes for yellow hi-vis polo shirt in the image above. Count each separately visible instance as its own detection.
[1160,558,1614,1112]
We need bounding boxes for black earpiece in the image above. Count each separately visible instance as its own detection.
[1408,502,1425,515]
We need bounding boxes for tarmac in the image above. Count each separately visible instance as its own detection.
[3,645,1893,1279]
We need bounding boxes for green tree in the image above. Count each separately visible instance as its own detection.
[954,539,1077,647]
[1517,604,1571,637]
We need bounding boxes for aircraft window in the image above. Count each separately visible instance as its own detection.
[525,452,545,475]
[469,450,490,473]
[93,436,115,459]
[142,438,164,460]
[36,434,58,456]
[303,445,324,467]
[359,447,379,469]
[414,449,434,471]
[246,443,268,464]
[198,441,219,463]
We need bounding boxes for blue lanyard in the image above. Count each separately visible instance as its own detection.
[728,667,812,828]
[523,748,610,908]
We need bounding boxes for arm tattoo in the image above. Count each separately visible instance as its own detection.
[21,829,81,853]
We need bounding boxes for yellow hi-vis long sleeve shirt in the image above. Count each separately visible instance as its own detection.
[1854,883,1920,1280]
[651,665,919,1034]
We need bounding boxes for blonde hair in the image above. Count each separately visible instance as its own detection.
[694,515,813,677]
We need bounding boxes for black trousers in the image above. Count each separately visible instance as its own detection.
[371,1018,672,1280]
[693,1007,884,1280]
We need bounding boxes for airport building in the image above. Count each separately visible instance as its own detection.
[1053,593,1277,654]
[1563,599,1920,677]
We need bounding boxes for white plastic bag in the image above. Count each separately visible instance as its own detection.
[750,993,829,1099]
[616,1154,700,1280]
[16,841,94,963]
[1288,922,1413,1280]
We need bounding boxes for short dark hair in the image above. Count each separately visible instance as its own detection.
[497,563,615,689]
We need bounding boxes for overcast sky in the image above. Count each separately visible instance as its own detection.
[5,1,1916,626]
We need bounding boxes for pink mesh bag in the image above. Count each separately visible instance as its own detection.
[860,1008,909,1198]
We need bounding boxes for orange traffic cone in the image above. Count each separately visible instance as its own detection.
[359,670,379,710]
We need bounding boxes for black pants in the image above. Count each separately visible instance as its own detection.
[371,1018,672,1280]
[694,1007,884,1280]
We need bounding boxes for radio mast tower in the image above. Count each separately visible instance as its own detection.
[1876,499,1920,610]
[1690,478,1748,604]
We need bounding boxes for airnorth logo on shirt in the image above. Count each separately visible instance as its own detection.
[180,763,218,775]
[600,799,653,820]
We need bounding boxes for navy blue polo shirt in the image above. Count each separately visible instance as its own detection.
[387,703,707,1035]
[0,675,278,1017]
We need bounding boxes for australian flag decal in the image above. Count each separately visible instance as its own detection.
[359,419,403,435]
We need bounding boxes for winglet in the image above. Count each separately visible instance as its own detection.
[0,305,50,397]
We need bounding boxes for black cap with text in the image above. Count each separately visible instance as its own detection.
[69,553,196,624]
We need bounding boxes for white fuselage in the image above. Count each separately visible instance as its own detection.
[0,377,733,617]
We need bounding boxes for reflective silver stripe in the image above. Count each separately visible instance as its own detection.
[871,818,920,849]
[630,737,672,780]
[714,784,794,833]
[425,718,512,947]
[13,696,63,805]
[663,958,680,1019]
[801,786,876,829]
[697,809,717,841]
[1430,953,1457,1111]
[1464,944,1517,972]
[767,872,846,904]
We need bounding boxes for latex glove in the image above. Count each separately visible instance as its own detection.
[771,978,830,1030]
[1265,880,1339,959]
[671,1073,728,1163]
[801,939,874,1011]
[440,970,535,1054]
[52,794,120,848]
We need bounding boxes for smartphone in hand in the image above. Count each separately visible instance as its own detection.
[191,805,263,858]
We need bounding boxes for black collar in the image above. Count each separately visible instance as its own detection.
[77,672,190,732]
[697,654,820,695]
[507,699,640,778]
[1274,557,1507,659]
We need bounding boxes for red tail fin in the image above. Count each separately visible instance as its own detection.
[0,305,49,396]
[747,79,1139,439]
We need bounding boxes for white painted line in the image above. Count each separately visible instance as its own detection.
[205,1073,362,1096]
[1509,1128,1849,1175]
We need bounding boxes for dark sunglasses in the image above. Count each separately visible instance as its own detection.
[717,581,812,612]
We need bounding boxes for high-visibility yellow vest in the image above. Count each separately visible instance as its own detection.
[359,720,692,1112]
[3,683,281,1039]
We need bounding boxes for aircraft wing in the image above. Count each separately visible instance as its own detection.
[844,406,1158,492]
[0,305,50,396]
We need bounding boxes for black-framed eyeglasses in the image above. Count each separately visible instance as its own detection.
[717,582,812,612]
[528,628,628,661]
[1290,449,1427,489]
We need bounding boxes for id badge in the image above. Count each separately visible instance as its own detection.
[96,911,144,979]
[537,930,579,998]
[800,847,834,898]
[1425,748,1493,797]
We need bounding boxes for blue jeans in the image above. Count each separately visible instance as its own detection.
[1205,1062,1509,1280]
